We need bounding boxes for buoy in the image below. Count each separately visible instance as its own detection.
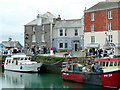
[1,64,4,66]
[73,63,78,66]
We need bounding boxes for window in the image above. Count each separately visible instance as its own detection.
[91,36,95,43]
[41,34,45,42]
[106,62,109,67]
[108,23,112,31]
[108,35,113,42]
[103,62,105,66]
[110,62,113,66]
[42,26,44,31]
[59,43,63,48]
[60,29,63,36]
[114,62,117,66]
[65,43,68,48]
[32,34,36,42]
[91,24,95,32]
[12,60,14,63]
[9,60,11,63]
[75,29,78,36]
[91,13,95,21]
[108,11,112,19]
[118,61,120,66]
[32,26,35,32]
[65,29,67,36]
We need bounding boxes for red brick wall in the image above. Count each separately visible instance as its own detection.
[84,8,120,32]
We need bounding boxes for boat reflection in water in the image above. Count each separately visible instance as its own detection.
[1,70,62,88]
[0,69,103,89]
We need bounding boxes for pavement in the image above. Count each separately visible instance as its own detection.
[38,51,86,58]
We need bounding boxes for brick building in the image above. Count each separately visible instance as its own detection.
[84,0,120,55]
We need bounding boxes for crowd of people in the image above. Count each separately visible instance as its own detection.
[66,60,102,73]
[31,46,48,56]
[85,48,114,58]
[81,60,102,72]
[2,48,24,55]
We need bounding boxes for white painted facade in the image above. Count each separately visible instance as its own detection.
[84,30,120,55]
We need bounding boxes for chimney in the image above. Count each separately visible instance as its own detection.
[37,14,42,26]
[56,15,61,20]
[9,38,12,41]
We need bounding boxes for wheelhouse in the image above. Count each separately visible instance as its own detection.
[5,54,31,65]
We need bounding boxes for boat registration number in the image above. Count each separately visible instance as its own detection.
[104,74,112,77]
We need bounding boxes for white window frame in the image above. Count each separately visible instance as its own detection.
[91,24,95,32]
[32,34,36,42]
[91,36,95,43]
[41,34,45,42]
[108,11,112,19]
[108,23,112,31]
[32,26,35,32]
[108,35,113,42]
[91,13,95,21]
[65,29,67,36]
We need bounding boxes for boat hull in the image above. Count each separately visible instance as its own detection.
[102,71,120,88]
[62,70,120,88]
[4,63,42,73]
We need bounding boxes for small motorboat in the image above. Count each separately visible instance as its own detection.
[4,54,42,73]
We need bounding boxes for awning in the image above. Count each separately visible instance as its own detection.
[103,43,115,49]
[86,43,100,48]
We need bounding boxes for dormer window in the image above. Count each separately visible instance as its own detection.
[91,13,95,21]
[108,11,112,19]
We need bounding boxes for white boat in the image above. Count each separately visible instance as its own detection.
[4,54,42,72]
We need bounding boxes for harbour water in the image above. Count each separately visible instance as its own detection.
[0,66,105,89]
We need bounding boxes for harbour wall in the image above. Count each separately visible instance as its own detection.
[1,55,65,74]
[1,55,92,74]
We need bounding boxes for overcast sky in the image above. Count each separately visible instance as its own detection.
[0,0,105,45]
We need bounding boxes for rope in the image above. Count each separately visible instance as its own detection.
[50,58,65,65]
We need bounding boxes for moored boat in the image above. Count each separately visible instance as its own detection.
[62,56,120,88]
[4,54,42,73]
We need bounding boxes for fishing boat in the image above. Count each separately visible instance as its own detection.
[4,54,42,72]
[62,56,120,88]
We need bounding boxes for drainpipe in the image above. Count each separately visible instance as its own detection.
[50,23,53,48]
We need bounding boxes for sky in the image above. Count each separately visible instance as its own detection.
[0,0,105,46]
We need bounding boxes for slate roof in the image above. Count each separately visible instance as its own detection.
[26,19,37,26]
[54,19,81,28]
[2,41,23,48]
[85,1,120,13]
[25,12,56,26]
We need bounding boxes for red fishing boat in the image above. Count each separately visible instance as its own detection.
[62,56,120,88]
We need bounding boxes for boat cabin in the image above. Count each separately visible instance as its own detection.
[5,54,32,65]
[95,58,120,72]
